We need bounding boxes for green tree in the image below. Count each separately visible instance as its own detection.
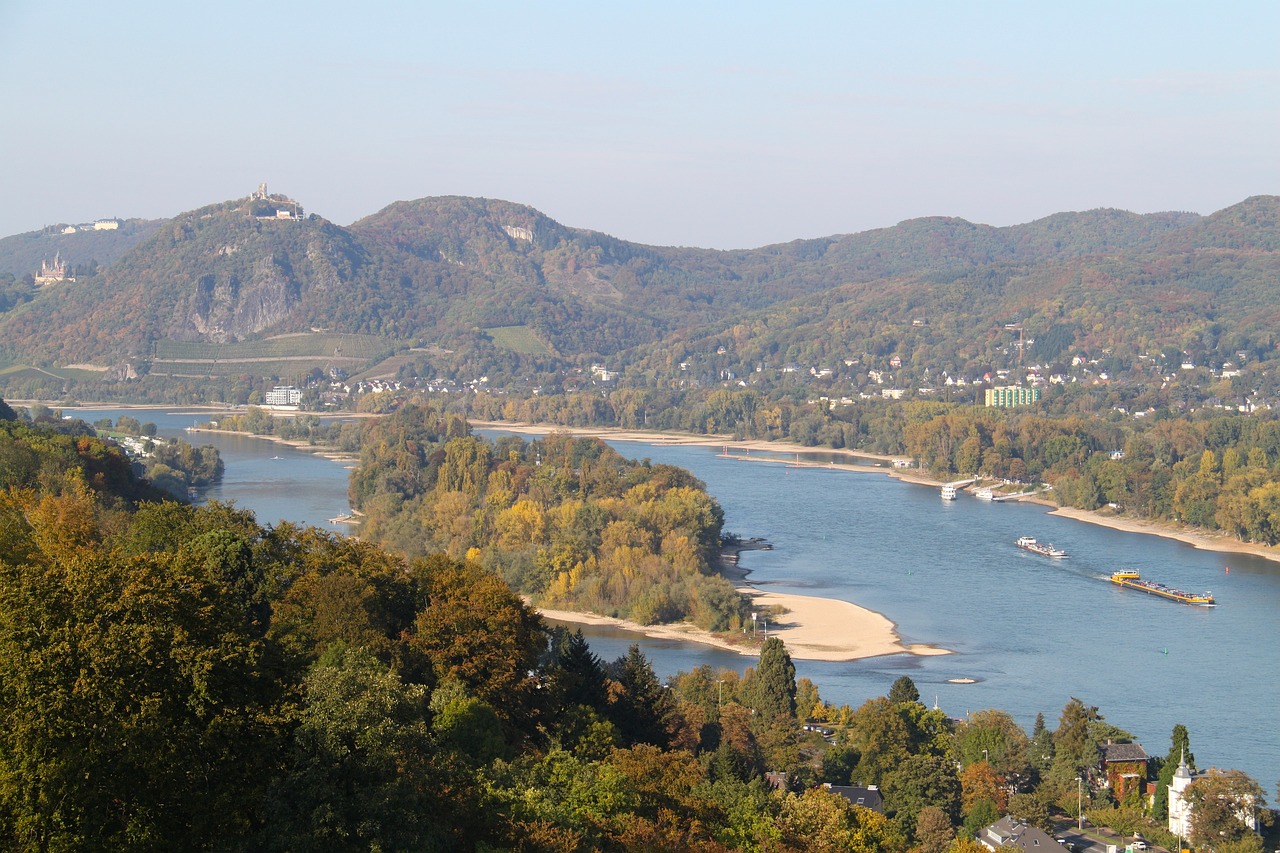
[954,709,1030,779]
[408,555,545,730]
[0,504,278,849]
[846,697,915,786]
[889,674,921,705]
[1153,723,1195,820]
[429,678,509,768]
[607,645,679,748]
[267,645,448,852]
[883,754,962,837]
[751,637,797,722]
[1051,697,1101,780]
[777,787,907,852]
[1186,769,1266,848]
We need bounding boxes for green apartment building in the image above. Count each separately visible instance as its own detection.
[984,386,1041,407]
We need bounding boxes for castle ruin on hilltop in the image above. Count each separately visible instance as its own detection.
[249,182,304,220]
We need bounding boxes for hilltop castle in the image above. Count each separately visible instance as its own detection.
[250,182,304,220]
[34,252,74,285]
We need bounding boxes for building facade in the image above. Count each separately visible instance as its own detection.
[264,385,302,407]
[985,386,1041,408]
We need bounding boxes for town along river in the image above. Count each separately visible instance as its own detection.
[74,409,1280,785]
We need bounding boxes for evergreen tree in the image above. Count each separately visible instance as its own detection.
[889,675,921,705]
[753,636,797,722]
[1153,723,1194,820]
[607,645,676,747]
[1051,698,1101,780]
[544,626,609,712]
[1028,711,1054,774]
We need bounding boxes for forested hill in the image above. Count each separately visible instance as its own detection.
[0,191,1277,380]
[620,196,1280,387]
[0,218,164,278]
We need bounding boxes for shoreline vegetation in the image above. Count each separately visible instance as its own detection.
[39,404,1280,663]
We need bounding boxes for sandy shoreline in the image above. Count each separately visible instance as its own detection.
[1047,505,1280,565]
[536,540,951,663]
[535,593,950,664]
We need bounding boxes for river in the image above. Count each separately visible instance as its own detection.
[69,408,1280,785]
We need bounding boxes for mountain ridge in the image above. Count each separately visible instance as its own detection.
[0,192,1276,394]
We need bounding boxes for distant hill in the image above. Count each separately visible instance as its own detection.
[0,190,1277,394]
[0,218,165,279]
[620,197,1280,386]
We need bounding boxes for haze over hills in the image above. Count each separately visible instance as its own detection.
[0,189,1277,396]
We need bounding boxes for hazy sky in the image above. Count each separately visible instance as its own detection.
[2,2,1277,249]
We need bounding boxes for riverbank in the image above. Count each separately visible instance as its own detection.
[185,427,360,463]
[473,420,1280,566]
[1048,505,1280,565]
[535,536,950,663]
[468,419,901,464]
[536,593,949,663]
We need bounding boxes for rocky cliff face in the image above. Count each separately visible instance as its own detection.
[173,256,303,342]
[0,198,372,364]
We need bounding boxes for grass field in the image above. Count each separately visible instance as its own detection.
[0,364,93,382]
[148,333,403,377]
[484,325,553,356]
[154,333,396,362]
[147,359,368,378]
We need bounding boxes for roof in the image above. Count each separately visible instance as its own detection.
[1103,742,1149,763]
[980,816,1065,851]
[824,784,883,813]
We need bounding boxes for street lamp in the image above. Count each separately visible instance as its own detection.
[1077,776,1083,830]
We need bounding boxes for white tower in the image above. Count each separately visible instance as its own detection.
[1167,750,1195,839]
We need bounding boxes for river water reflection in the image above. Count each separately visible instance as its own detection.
[71,409,1280,784]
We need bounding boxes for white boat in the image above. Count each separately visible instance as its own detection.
[941,485,957,500]
[974,487,994,501]
[1016,536,1068,558]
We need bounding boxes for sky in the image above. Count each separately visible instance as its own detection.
[2,1,1277,249]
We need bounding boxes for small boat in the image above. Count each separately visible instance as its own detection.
[973,487,994,501]
[941,485,957,500]
[1016,536,1068,558]
[1109,570,1214,606]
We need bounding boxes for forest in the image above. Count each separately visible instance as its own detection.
[343,403,748,632]
[0,401,1270,852]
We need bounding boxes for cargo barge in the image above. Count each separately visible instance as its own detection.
[1016,536,1068,558]
[1109,570,1215,606]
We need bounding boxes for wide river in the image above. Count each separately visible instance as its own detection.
[73,408,1280,785]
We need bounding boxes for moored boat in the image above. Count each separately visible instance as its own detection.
[1016,536,1068,558]
[1109,570,1215,605]
[941,485,957,500]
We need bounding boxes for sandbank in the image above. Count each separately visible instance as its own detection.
[185,427,360,463]
[535,537,952,663]
[535,586,949,663]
